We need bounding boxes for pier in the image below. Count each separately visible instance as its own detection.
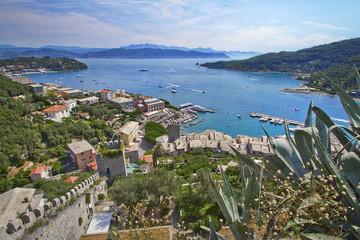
[249,112,305,127]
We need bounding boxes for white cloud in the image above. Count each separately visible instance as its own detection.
[301,21,349,31]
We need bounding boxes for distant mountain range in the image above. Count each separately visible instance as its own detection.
[0,44,261,59]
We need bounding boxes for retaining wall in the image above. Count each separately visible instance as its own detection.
[7,173,103,240]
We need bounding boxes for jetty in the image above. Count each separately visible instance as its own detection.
[249,112,305,127]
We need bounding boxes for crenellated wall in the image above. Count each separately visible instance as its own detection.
[7,173,102,240]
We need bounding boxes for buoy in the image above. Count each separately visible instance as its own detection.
[228,124,230,127]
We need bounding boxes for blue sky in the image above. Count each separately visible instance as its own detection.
[0,0,358,52]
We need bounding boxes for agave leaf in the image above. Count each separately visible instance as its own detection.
[294,127,317,171]
[353,64,360,87]
[264,126,305,178]
[297,193,322,210]
[219,164,237,205]
[312,131,360,216]
[351,225,360,240]
[341,152,360,196]
[323,73,360,129]
[283,218,317,231]
[312,106,355,154]
[209,172,233,223]
[302,233,343,240]
[284,117,297,147]
[243,172,258,222]
[231,145,274,180]
[315,115,328,153]
[305,100,313,127]
[209,217,220,240]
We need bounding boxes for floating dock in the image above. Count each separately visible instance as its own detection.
[249,112,305,127]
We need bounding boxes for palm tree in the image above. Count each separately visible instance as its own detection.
[152,144,164,167]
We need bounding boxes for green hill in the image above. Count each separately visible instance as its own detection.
[202,38,360,93]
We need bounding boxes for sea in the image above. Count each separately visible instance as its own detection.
[25,58,349,138]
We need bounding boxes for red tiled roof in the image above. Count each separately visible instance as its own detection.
[42,105,69,113]
[139,155,153,163]
[65,176,79,183]
[86,161,98,171]
[100,89,111,93]
[31,111,45,115]
[30,166,49,176]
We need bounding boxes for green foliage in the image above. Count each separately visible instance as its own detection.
[0,57,87,73]
[98,193,106,201]
[98,142,123,157]
[144,122,167,143]
[108,168,180,208]
[202,38,360,93]
[85,193,91,204]
[78,217,83,226]
[0,75,30,97]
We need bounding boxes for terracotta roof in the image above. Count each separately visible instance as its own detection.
[65,176,79,183]
[86,161,98,171]
[31,111,45,115]
[100,89,111,93]
[42,105,69,113]
[139,155,153,163]
[30,166,49,176]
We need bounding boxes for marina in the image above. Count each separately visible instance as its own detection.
[249,112,305,127]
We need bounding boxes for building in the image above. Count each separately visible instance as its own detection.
[96,141,127,181]
[62,99,78,111]
[110,97,135,112]
[100,89,115,101]
[167,122,180,143]
[42,105,70,122]
[64,176,79,183]
[29,84,46,95]
[10,76,33,84]
[62,89,84,98]
[78,96,99,104]
[118,121,139,145]
[29,166,52,181]
[68,140,96,171]
[143,98,165,112]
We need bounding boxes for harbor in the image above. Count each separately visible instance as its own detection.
[249,112,305,127]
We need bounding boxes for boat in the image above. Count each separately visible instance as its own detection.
[193,105,207,112]
[80,80,84,83]
[294,108,300,111]
[139,69,148,72]
[171,88,177,93]
[159,85,163,88]
[77,74,82,78]
[202,90,206,93]
[238,114,241,119]
[228,124,230,127]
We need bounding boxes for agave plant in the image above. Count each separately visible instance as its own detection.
[209,65,360,239]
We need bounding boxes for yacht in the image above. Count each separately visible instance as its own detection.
[171,88,177,93]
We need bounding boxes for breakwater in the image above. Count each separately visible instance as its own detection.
[249,112,305,127]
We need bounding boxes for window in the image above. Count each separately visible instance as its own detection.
[81,153,84,155]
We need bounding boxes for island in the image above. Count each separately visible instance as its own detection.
[0,56,88,75]
[201,38,360,97]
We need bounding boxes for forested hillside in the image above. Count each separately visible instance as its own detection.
[202,38,360,92]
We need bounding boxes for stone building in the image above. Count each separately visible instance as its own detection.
[167,122,180,143]
[42,105,70,122]
[143,98,165,112]
[118,121,139,145]
[68,140,96,171]
[96,141,127,181]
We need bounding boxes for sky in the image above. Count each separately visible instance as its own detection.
[0,0,359,53]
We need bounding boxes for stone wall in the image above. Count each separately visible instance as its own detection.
[96,141,127,181]
[7,173,105,240]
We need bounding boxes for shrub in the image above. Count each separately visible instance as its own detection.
[98,193,106,201]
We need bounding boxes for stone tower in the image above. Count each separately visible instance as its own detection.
[96,140,127,182]
[167,121,180,143]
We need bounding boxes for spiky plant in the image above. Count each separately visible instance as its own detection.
[209,65,360,239]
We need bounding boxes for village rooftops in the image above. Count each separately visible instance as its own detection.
[65,176,79,183]
[42,105,69,113]
[68,140,94,155]
[100,89,111,93]
[110,97,133,104]
[120,121,139,136]
[29,166,49,176]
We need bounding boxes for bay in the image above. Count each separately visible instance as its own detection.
[25,59,349,138]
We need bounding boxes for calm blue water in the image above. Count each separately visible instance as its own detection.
[26,59,349,138]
